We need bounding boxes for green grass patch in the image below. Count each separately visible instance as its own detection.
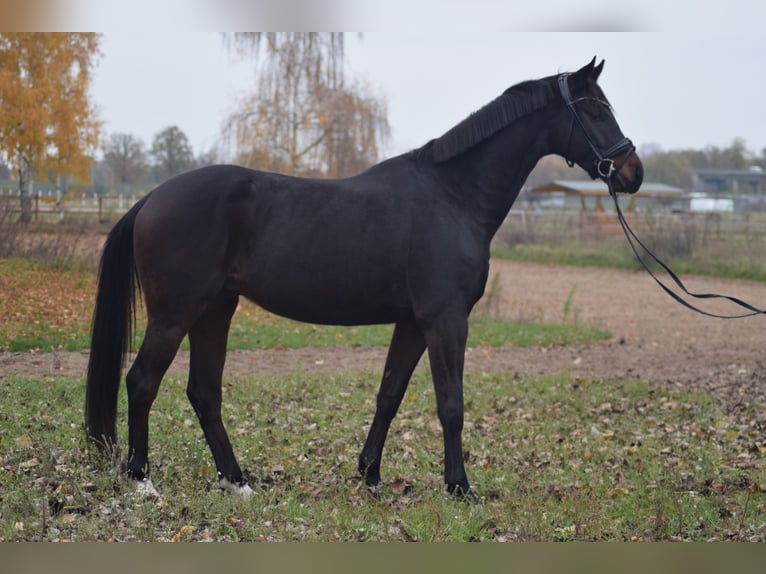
[1,258,609,352]
[492,231,766,282]
[494,240,766,283]
[2,372,764,541]
[225,308,609,351]
[492,239,641,271]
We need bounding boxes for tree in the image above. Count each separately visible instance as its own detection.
[639,139,760,190]
[150,126,195,182]
[225,33,389,178]
[704,138,751,169]
[104,133,149,188]
[0,33,101,222]
[195,146,221,169]
[639,145,695,189]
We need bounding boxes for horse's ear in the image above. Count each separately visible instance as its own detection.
[592,59,605,81]
[575,57,596,76]
[571,57,603,88]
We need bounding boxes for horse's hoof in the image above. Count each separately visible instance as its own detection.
[460,489,481,504]
[448,484,480,504]
[131,477,161,500]
[361,482,381,497]
[219,477,254,499]
[359,460,381,489]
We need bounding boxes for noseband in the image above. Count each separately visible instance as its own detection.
[558,73,635,181]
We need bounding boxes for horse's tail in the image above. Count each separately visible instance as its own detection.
[85,194,150,449]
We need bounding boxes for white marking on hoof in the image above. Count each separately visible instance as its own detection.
[132,477,161,499]
[219,478,254,499]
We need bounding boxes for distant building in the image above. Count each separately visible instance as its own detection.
[530,180,686,234]
[531,179,686,211]
[692,167,766,211]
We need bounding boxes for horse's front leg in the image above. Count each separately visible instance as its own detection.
[359,319,426,488]
[423,312,473,498]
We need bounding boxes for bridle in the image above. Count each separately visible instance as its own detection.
[557,72,766,319]
[558,72,635,182]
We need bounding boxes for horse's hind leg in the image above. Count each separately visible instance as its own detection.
[359,319,426,488]
[126,321,186,485]
[186,292,251,496]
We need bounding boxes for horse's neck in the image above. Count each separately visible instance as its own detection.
[441,117,553,239]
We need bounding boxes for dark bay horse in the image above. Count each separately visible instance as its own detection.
[86,58,643,498]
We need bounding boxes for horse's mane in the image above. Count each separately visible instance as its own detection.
[427,78,554,163]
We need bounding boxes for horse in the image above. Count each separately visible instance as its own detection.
[85,57,643,499]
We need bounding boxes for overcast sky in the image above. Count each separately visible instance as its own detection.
[68,2,766,162]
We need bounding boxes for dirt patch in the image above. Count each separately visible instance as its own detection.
[2,259,765,412]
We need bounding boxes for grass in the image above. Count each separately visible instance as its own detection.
[1,371,764,541]
[492,239,639,271]
[0,258,610,353]
[493,239,766,283]
[491,210,766,282]
[2,253,764,542]
[227,309,609,351]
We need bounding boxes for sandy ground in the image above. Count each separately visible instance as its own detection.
[2,259,765,412]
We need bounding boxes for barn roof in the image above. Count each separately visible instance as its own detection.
[532,180,685,197]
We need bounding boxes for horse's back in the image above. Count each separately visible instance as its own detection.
[132,164,418,325]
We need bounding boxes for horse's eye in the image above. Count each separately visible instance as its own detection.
[585,100,604,118]
[589,100,612,120]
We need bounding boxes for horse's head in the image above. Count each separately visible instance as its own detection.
[555,58,643,194]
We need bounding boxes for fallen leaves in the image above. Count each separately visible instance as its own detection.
[388,477,414,496]
[2,369,765,542]
[0,259,98,352]
[15,432,34,449]
[171,525,197,542]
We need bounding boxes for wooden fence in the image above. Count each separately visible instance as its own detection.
[0,190,140,222]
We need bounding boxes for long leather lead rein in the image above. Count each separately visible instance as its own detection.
[608,184,766,319]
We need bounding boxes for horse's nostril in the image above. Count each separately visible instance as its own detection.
[631,162,644,193]
[635,162,644,185]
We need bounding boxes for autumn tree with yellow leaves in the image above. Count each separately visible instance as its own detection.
[0,33,101,222]
[226,33,390,178]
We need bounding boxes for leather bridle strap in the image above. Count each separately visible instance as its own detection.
[558,73,635,179]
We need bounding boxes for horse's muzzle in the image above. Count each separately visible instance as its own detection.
[610,152,643,194]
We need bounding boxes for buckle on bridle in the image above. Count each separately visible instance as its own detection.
[596,158,615,179]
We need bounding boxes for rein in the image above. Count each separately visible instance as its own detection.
[608,186,766,318]
[558,73,766,319]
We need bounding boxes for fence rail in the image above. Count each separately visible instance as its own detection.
[500,207,766,245]
[5,189,766,239]
[1,191,140,222]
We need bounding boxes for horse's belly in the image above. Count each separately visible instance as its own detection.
[257,299,408,326]
[232,266,410,326]
[247,290,410,326]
